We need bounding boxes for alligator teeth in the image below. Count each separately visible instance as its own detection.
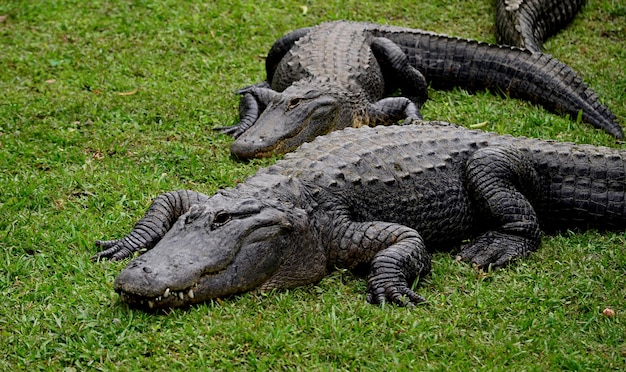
[178,291,184,300]
[163,288,170,298]
[188,289,194,299]
[156,296,162,302]
[148,300,154,309]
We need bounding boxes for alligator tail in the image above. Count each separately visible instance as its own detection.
[394,33,622,138]
[92,190,210,261]
[535,144,626,229]
[495,0,587,52]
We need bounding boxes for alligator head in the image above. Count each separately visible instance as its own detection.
[113,192,327,309]
[230,86,354,159]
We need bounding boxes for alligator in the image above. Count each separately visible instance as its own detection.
[496,0,587,53]
[219,21,622,160]
[95,120,626,310]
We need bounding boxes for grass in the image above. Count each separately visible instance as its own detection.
[1,0,625,369]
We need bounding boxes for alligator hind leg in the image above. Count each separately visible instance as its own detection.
[93,190,210,261]
[457,147,542,270]
[366,97,422,125]
[495,0,587,53]
[370,37,429,107]
[265,27,312,83]
[364,37,429,125]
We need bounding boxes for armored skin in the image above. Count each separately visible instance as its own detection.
[496,0,587,52]
[95,120,626,310]
[221,21,622,160]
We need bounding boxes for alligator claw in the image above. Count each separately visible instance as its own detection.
[236,86,255,95]
[213,124,245,138]
[92,239,119,261]
[92,239,137,261]
[366,280,426,307]
[235,80,271,95]
[215,85,270,139]
[456,231,537,270]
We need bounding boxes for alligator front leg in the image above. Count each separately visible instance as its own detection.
[215,83,280,138]
[330,220,432,306]
[93,190,210,261]
[216,27,313,138]
[457,147,542,269]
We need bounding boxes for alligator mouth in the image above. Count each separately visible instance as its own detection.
[118,284,199,310]
[233,120,309,159]
[117,269,227,310]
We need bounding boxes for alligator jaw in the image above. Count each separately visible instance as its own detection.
[116,272,224,310]
[230,122,308,159]
[118,284,200,310]
[113,260,228,309]
[113,249,274,310]
[231,93,341,159]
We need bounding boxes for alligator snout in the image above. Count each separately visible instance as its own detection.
[114,258,166,298]
[231,136,269,159]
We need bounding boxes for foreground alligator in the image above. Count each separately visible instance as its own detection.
[496,0,587,52]
[222,21,621,160]
[95,120,626,310]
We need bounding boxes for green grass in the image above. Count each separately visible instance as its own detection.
[1,0,625,369]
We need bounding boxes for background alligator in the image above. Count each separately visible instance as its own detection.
[95,120,626,310]
[496,0,587,52]
[222,21,622,160]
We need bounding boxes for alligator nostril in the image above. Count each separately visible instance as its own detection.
[143,267,153,273]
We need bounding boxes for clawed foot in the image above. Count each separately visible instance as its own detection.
[91,239,139,261]
[213,123,245,138]
[366,278,426,307]
[213,86,265,138]
[456,231,538,270]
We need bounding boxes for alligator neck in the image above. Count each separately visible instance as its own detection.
[220,171,319,212]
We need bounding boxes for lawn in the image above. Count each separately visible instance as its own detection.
[1,0,625,370]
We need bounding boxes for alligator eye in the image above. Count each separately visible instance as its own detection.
[211,211,231,229]
[287,97,302,109]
